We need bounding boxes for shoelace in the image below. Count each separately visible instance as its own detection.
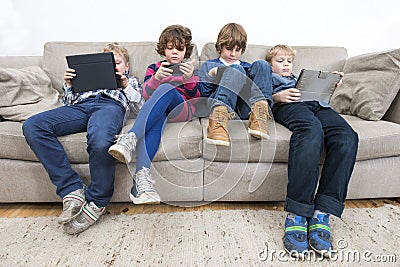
[114,133,136,151]
[135,167,155,193]
[253,103,271,124]
[213,109,235,128]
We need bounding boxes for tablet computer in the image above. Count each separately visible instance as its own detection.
[66,52,120,93]
[295,69,341,103]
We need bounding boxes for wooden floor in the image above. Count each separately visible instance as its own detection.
[1,198,399,218]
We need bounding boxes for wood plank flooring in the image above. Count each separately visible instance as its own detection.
[1,198,399,218]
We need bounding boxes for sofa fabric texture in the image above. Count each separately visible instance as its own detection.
[0,41,399,203]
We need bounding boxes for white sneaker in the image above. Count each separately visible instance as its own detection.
[62,201,105,235]
[58,185,86,224]
[108,132,137,163]
[130,167,160,204]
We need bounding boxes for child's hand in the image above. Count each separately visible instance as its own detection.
[208,67,218,77]
[116,71,128,89]
[273,88,301,103]
[180,59,195,79]
[332,71,344,87]
[64,68,76,87]
[155,62,173,80]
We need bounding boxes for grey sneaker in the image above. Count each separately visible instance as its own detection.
[58,186,86,224]
[108,132,137,163]
[63,201,105,235]
[130,167,161,204]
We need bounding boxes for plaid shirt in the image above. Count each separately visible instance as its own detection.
[62,75,144,117]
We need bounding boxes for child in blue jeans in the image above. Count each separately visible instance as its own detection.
[108,25,200,204]
[266,44,359,258]
[199,23,273,146]
[23,43,144,234]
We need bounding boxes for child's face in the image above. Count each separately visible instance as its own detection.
[164,42,186,64]
[270,52,293,77]
[113,52,129,74]
[220,45,243,64]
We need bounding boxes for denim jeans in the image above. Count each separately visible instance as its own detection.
[209,60,273,119]
[273,101,359,217]
[128,83,185,172]
[22,94,125,207]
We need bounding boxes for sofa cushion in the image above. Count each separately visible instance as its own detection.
[0,119,202,163]
[200,43,348,75]
[330,48,400,121]
[200,115,400,163]
[0,66,61,121]
[201,118,292,163]
[43,42,199,93]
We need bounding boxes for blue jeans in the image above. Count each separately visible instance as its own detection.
[22,94,125,207]
[128,83,185,172]
[273,101,359,217]
[209,60,273,119]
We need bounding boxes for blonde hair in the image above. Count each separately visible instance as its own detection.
[215,23,247,54]
[103,42,129,63]
[265,44,296,63]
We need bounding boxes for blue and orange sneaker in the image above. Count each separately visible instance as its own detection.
[283,213,308,258]
[308,211,333,257]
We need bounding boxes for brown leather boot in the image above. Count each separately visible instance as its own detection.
[206,105,231,146]
[248,100,271,139]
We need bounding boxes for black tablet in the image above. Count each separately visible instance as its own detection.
[66,52,120,93]
[295,69,341,103]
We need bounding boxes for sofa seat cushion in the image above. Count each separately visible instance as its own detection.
[200,115,400,163]
[201,118,292,163]
[0,119,202,163]
[342,115,400,160]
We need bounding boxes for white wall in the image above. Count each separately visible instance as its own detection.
[0,0,399,57]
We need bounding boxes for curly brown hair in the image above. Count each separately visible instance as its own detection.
[215,23,247,54]
[156,25,194,59]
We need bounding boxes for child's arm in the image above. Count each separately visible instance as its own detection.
[61,68,76,105]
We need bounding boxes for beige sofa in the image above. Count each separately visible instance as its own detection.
[0,42,399,203]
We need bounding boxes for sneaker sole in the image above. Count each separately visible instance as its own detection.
[108,146,131,163]
[205,137,230,146]
[248,129,270,140]
[309,243,332,258]
[130,192,160,205]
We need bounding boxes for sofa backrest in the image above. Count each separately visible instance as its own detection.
[199,42,348,76]
[42,41,199,93]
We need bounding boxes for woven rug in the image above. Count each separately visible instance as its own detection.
[0,204,399,266]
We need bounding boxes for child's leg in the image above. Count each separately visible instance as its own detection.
[273,101,324,218]
[135,114,165,172]
[22,105,88,198]
[314,107,359,217]
[85,96,125,208]
[208,64,247,112]
[247,60,273,106]
[129,83,184,140]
